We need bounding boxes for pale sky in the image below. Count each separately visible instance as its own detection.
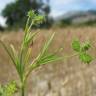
[50,0,96,17]
[0,0,96,26]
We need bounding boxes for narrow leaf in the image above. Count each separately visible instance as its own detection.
[0,40,16,66]
[38,55,63,65]
[40,32,55,57]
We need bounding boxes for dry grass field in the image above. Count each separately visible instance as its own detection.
[0,27,96,96]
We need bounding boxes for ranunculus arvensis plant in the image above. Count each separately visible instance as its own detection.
[0,10,93,96]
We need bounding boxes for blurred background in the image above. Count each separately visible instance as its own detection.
[1,0,96,30]
[1,0,96,96]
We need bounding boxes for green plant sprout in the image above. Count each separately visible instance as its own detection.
[0,10,93,96]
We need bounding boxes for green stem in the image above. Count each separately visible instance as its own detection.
[64,53,78,60]
[21,82,25,96]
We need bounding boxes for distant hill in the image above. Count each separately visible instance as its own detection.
[55,10,96,26]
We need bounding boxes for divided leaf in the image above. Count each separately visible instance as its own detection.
[72,39,80,52]
[81,41,91,52]
[4,81,17,96]
[79,52,93,64]
[0,81,17,96]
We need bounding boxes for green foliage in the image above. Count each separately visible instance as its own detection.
[0,85,3,95]
[79,52,93,64]
[81,41,91,52]
[72,39,80,52]
[59,19,71,27]
[0,81,17,96]
[0,10,94,96]
[2,0,51,28]
[0,10,62,96]
[31,32,62,65]
[72,39,93,64]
